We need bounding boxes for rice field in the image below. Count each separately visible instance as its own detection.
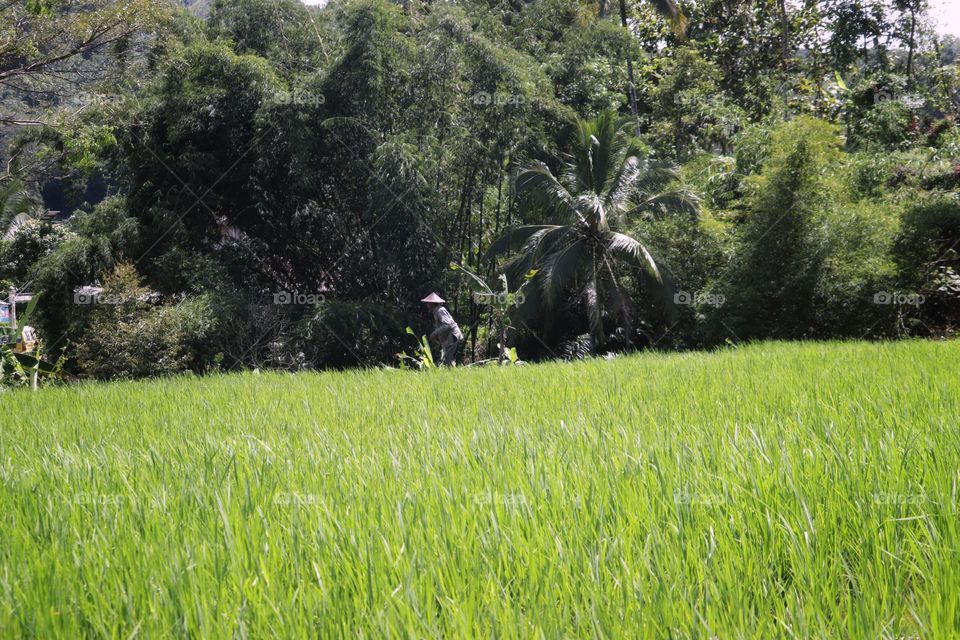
[1,340,959,638]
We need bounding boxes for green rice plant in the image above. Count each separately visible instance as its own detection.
[1,340,959,638]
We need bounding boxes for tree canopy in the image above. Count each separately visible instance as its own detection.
[1,0,958,378]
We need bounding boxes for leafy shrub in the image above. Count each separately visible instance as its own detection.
[849,153,895,199]
[935,126,960,160]
[299,300,410,369]
[711,118,843,340]
[814,200,900,336]
[208,295,304,371]
[630,215,726,348]
[849,100,915,150]
[927,117,955,147]
[895,197,960,283]
[892,197,960,333]
[75,264,218,379]
[69,196,141,266]
[0,221,74,283]
[732,124,775,176]
[922,165,960,191]
[0,344,68,391]
[1,346,36,391]
[27,235,101,350]
[681,154,745,216]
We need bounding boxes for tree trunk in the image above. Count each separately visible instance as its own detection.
[777,0,790,68]
[618,0,642,135]
[906,7,916,82]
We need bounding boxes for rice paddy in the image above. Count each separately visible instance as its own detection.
[2,340,959,638]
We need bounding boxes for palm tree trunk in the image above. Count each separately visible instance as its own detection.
[586,244,603,352]
[604,261,633,344]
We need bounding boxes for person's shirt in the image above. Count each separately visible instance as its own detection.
[431,306,463,346]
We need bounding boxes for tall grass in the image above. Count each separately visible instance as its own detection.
[1,340,958,638]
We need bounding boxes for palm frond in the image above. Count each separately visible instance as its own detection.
[587,111,621,195]
[500,225,576,287]
[543,238,589,306]
[566,111,635,196]
[638,188,702,219]
[605,231,661,283]
[3,213,34,241]
[510,272,545,325]
[514,164,581,224]
[485,225,561,262]
[630,159,681,196]
[604,155,642,215]
[567,121,597,194]
[575,193,607,231]
[0,180,42,232]
[529,225,576,264]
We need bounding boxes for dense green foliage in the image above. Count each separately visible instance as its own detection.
[2,340,959,636]
[0,0,958,378]
[488,110,696,352]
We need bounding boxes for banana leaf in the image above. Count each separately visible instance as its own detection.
[3,343,69,377]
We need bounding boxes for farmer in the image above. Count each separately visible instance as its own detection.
[421,293,464,367]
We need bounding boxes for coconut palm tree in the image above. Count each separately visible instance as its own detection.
[486,110,698,351]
